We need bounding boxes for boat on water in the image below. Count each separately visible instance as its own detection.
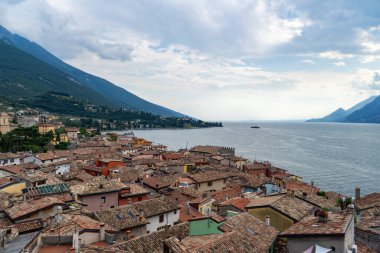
[251,126,260,129]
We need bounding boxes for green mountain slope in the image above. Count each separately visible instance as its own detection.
[0,25,186,117]
[0,39,115,107]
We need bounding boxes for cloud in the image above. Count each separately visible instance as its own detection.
[318,51,353,60]
[334,61,346,67]
[369,72,380,90]
[302,59,316,64]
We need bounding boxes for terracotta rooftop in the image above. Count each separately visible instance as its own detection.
[0,191,12,211]
[6,196,64,220]
[281,212,353,237]
[246,194,314,221]
[42,214,112,236]
[355,192,380,211]
[133,196,179,218]
[210,185,242,204]
[0,152,24,160]
[357,207,380,236]
[143,177,171,190]
[120,183,150,197]
[36,152,68,161]
[295,192,340,209]
[219,197,251,212]
[95,205,147,230]
[180,213,278,253]
[188,171,228,183]
[114,223,189,253]
[12,219,44,233]
[179,204,204,222]
[70,177,129,196]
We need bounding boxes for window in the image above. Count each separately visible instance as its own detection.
[207,181,213,186]
[159,215,164,223]
[330,247,335,252]
[10,159,14,163]
[101,197,106,203]
[111,206,115,208]
[174,210,177,214]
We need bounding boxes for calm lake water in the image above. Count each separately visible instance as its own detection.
[126,121,380,196]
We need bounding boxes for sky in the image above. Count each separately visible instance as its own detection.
[1,0,380,121]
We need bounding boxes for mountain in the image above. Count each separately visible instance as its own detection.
[0,25,185,117]
[0,39,114,106]
[307,96,378,122]
[307,108,348,122]
[345,96,380,123]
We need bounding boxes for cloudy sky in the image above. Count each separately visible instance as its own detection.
[1,0,380,120]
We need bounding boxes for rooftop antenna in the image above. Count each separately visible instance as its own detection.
[185,141,188,150]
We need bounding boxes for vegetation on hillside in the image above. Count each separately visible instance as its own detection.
[0,127,54,153]
[14,92,223,130]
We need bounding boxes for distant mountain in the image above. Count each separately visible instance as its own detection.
[307,96,378,122]
[0,25,186,117]
[307,108,347,122]
[345,96,380,123]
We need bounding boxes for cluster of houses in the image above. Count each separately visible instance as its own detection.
[0,132,379,253]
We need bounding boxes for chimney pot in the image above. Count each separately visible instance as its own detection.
[265,215,270,226]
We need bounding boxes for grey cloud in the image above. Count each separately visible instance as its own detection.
[369,72,380,90]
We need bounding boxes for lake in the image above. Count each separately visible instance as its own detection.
[124,121,380,196]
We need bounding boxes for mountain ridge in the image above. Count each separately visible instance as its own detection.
[307,96,378,123]
[0,25,186,117]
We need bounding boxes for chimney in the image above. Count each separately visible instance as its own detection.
[50,215,56,229]
[99,223,105,241]
[355,187,361,200]
[291,189,295,198]
[73,231,80,253]
[311,181,314,187]
[156,184,159,189]
[265,215,270,226]
[302,192,307,199]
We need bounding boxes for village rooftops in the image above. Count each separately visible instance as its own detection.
[12,219,44,234]
[133,196,179,218]
[114,223,189,253]
[178,213,278,253]
[355,192,380,211]
[295,191,341,209]
[219,197,251,212]
[190,145,235,156]
[120,183,150,198]
[95,205,148,230]
[188,171,228,183]
[179,204,204,222]
[143,177,171,190]
[35,152,68,161]
[281,212,353,237]
[25,183,69,198]
[43,214,113,236]
[246,194,314,221]
[70,177,129,196]
[5,196,64,221]
[0,152,24,160]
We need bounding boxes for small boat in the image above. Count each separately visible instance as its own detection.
[251,126,260,129]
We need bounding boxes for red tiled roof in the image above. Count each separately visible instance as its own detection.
[281,212,353,236]
[219,197,251,212]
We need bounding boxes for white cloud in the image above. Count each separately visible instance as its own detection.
[334,61,346,67]
[318,51,353,60]
[302,59,316,64]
